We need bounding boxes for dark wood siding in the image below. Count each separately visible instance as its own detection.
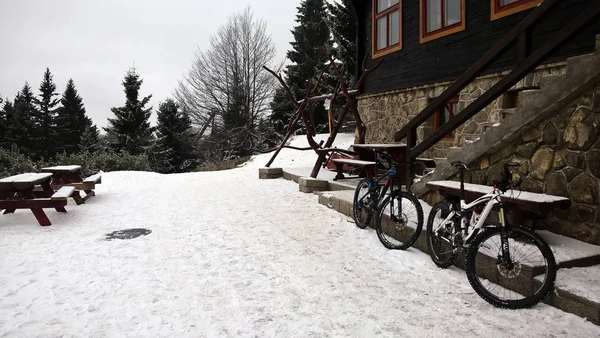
[352,0,600,94]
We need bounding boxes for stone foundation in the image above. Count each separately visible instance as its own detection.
[463,83,600,245]
[258,167,283,179]
[357,63,566,158]
[299,177,329,193]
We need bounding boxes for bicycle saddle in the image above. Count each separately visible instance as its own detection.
[451,161,471,171]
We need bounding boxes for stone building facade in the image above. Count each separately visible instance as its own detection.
[356,62,600,245]
[356,63,566,158]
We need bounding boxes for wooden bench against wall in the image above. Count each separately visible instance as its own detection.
[426,180,571,227]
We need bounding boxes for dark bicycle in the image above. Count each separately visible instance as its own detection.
[352,149,423,250]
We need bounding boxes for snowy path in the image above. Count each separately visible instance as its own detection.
[1,136,599,337]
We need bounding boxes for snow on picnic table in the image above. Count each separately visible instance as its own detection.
[0,134,599,337]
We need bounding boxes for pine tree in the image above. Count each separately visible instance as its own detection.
[153,99,196,173]
[327,0,358,85]
[0,96,5,145]
[0,100,15,149]
[268,86,295,137]
[285,0,335,133]
[56,79,89,154]
[79,117,101,153]
[34,68,60,159]
[104,68,155,155]
[7,84,37,154]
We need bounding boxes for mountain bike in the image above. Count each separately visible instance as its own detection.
[352,149,423,250]
[426,161,556,309]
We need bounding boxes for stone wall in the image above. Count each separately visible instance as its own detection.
[463,83,600,245]
[356,63,566,158]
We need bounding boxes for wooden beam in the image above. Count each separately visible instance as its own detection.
[299,89,358,104]
[0,199,67,209]
[393,0,559,142]
[410,1,600,158]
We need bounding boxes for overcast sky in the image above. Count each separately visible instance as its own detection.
[0,0,309,130]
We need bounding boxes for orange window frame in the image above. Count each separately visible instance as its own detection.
[420,0,466,44]
[491,0,543,20]
[372,0,402,59]
[433,97,459,139]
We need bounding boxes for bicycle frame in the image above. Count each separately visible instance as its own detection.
[364,166,397,207]
[434,186,508,244]
[356,149,416,219]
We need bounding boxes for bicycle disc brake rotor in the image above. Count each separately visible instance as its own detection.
[391,213,408,230]
[497,260,522,279]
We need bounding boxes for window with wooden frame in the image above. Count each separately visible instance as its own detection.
[491,0,543,20]
[372,0,402,59]
[420,0,465,43]
[433,97,459,139]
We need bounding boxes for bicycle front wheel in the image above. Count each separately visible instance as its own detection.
[465,225,557,309]
[353,179,377,229]
[375,191,424,250]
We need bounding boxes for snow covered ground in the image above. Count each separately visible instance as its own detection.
[1,133,599,337]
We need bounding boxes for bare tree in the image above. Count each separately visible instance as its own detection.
[175,7,281,158]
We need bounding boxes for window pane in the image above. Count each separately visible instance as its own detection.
[378,0,399,13]
[445,0,461,26]
[377,17,387,50]
[450,102,458,116]
[443,106,450,124]
[499,0,519,7]
[389,10,400,46]
[427,0,442,33]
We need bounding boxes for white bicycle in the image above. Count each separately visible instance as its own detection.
[426,161,557,309]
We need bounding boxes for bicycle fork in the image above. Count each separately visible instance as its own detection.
[498,206,514,269]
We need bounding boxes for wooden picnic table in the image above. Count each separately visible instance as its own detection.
[351,143,409,184]
[41,165,101,204]
[351,143,408,161]
[0,173,75,226]
[41,165,83,184]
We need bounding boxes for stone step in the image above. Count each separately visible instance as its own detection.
[517,88,544,109]
[539,74,565,91]
[535,264,600,325]
[499,108,518,119]
[537,231,600,268]
[318,189,600,323]
[566,52,600,79]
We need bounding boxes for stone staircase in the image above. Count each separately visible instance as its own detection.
[411,38,600,198]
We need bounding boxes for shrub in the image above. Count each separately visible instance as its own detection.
[0,146,38,177]
[0,147,152,177]
[195,156,251,172]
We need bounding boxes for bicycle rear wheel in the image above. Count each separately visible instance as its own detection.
[353,179,378,229]
[465,225,557,309]
[426,200,459,268]
[375,191,424,250]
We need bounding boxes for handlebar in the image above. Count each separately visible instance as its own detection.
[371,148,417,167]
[451,161,471,171]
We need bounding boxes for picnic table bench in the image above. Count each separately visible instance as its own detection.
[324,143,413,183]
[0,173,75,226]
[40,165,102,204]
[426,180,571,226]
